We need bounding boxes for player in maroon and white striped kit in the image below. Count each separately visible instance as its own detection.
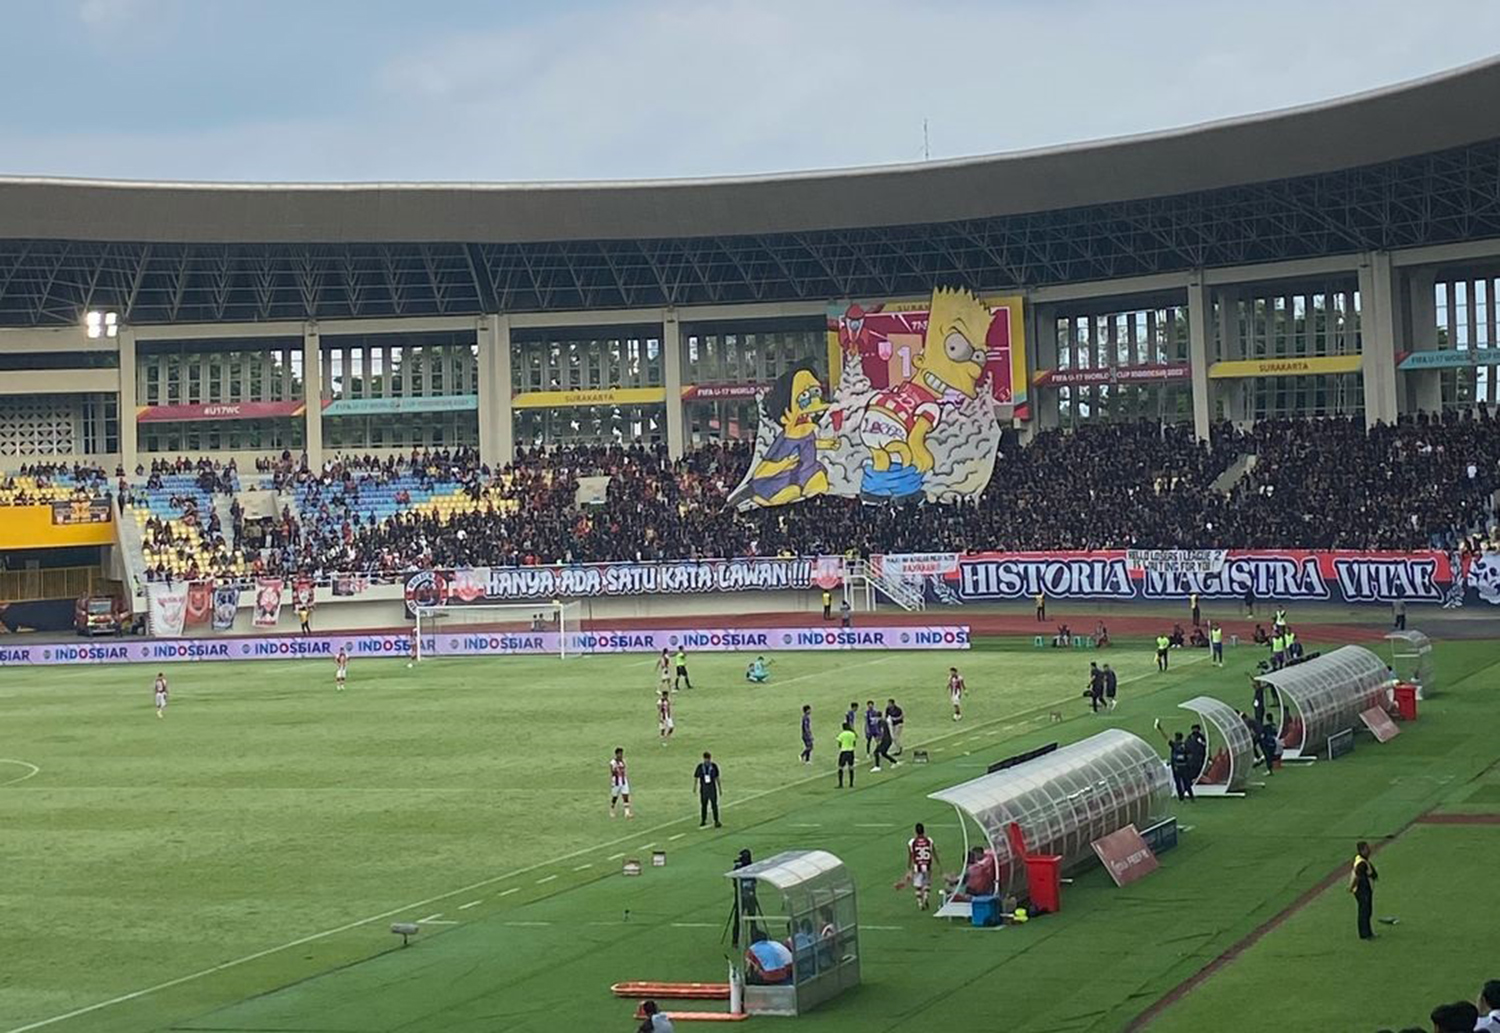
[657,690,674,746]
[906,823,940,910]
[609,747,633,818]
[948,667,966,722]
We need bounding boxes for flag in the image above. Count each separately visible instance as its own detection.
[253,578,283,628]
[212,584,239,630]
[147,582,188,637]
[185,580,212,626]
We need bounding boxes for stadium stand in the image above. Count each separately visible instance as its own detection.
[121,412,1500,583]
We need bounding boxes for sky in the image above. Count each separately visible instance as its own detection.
[1,0,1498,184]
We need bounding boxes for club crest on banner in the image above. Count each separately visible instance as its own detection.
[728,288,1023,509]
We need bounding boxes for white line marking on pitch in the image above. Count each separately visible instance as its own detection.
[607,851,627,860]
[863,925,904,931]
[536,875,558,884]
[0,759,41,788]
[855,822,894,828]
[423,920,458,926]
[458,900,482,910]
[637,842,655,850]
[791,823,822,828]
[418,913,443,923]
[0,670,1088,1033]
[505,920,552,927]
[668,833,687,841]
[572,863,593,871]
[670,922,718,928]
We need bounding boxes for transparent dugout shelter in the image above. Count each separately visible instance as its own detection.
[1385,629,1434,696]
[928,729,1172,900]
[725,849,859,1017]
[1177,695,1255,795]
[1254,645,1392,759]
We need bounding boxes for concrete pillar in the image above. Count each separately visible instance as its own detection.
[1405,268,1442,414]
[118,327,138,472]
[302,323,323,468]
[1029,301,1060,432]
[1186,279,1212,441]
[662,310,685,458]
[476,316,498,467]
[498,311,516,461]
[1217,289,1251,424]
[1358,253,1400,428]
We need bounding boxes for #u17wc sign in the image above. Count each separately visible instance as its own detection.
[727,288,1025,509]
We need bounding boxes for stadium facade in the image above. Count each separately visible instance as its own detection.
[3,58,1500,471]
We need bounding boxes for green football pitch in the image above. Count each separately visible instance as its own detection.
[3,635,1497,1033]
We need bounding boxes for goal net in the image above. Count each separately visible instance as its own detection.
[413,601,583,660]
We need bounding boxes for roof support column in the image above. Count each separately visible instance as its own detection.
[1404,268,1442,414]
[663,310,685,459]
[1028,301,1059,437]
[302,323,323,470]
[1358,253,1400,428]
[482,314,515,466]
[1217,289,1251,425]
[118,327,138,473]
[1187,279,1212,441]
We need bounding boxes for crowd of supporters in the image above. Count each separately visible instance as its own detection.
[6,411,1493,581]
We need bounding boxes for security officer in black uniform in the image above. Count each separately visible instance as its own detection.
[1350,840,1378,939]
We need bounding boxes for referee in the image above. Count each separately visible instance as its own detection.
[835,723,858,788]
[693,751,721,828]
[1350,840,1378,940]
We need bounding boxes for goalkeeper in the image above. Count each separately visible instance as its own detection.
[745,655,771,684]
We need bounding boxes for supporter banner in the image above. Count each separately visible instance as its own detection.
[292,578,316,611]
[252,578,283,628]
[322,394,478,416]
[681,383,766,400]
[185,581,212,626]
[727,289,1021,510]
[0,624,971,667]
[137,401,305,423]
[212,584,239,630]
[404,557,841,612]
[511,387,667,409]
[1125,550,1227,575]
[1208,355,1362,379]
[1034,364,1191,388]
[51,498,112,525]
[332,574,368,597]
[1398,348,1500,370]
[146,582,188,637]
[870,553,961,581]
[924,550,1474,606]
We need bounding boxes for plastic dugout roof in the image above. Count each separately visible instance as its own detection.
[1383,629,1433,651]
[726,849,849,891]
[1257,645,1390,755]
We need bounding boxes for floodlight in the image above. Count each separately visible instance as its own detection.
[84,309,119,339]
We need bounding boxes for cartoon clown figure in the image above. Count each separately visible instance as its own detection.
[853,287,991,497]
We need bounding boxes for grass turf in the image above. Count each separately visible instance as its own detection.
[2,635,1496,1033]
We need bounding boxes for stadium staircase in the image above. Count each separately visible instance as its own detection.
[858,559,927,612]
[1211,452,1258,495]
[113,492,152,604]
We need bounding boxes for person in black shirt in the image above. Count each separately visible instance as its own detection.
[884,699,904,756]
[870,714,898,772]
[1186,724,1208,776]
[1103,664,1118,711]
[1155,721,1195,801]
[1350,840,1378,940]
[1086,662,1104,713]
[693,751,721,828]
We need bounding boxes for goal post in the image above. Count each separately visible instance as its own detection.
[413,601,584,659]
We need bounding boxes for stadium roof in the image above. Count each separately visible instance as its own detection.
[3,57,1500,326]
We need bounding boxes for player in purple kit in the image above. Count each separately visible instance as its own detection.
[799,704,814,764]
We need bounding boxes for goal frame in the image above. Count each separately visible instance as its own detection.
[413,601,582,660]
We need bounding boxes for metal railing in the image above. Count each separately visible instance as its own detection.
[0,565,103,602]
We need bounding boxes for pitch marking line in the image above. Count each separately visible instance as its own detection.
[418,913,443,923]
[0,759,41,788]
[572,863,593,871]
[607,851,627,860]
[458,900,483,910]
[536,875,558,885]
[854,822,894,828]
[504,921,552,928]
[3,654,1191,1033]
[670,922,718,929]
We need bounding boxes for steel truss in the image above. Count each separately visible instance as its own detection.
[1,140,1498,328]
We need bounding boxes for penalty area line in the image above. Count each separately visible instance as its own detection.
[0,759,41,788]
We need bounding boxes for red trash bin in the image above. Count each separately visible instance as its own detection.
[1393,682,1419,721]
[1024,854,1062,914]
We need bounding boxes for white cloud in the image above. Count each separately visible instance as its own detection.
[10,0,1500,181]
